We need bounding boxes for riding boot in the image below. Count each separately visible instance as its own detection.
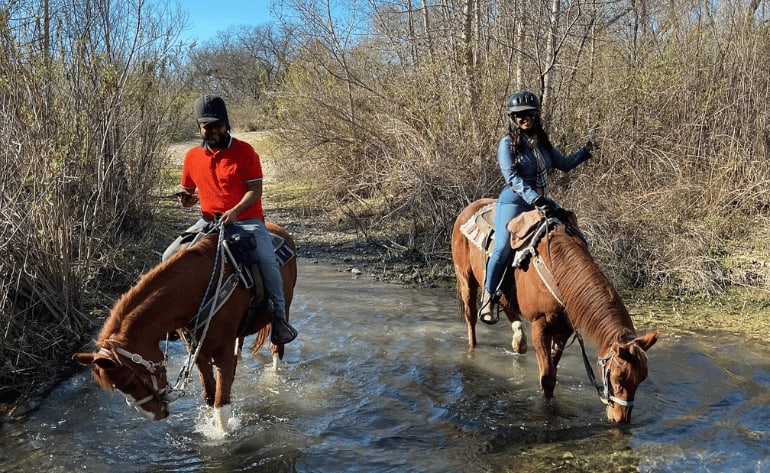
[270,302,298,345]
[479,289,499,325]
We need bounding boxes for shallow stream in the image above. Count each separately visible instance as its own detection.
[0,261,768,472]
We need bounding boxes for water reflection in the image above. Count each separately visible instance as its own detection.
[0,260,768,472]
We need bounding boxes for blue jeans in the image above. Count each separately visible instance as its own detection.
[226,218,286,315]
[485,187,532,293]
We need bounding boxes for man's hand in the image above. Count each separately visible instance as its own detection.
[174,191,198,208]
[221,209,239,225]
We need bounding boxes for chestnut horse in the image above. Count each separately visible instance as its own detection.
[451,198,659,423]
[73,221,296,431]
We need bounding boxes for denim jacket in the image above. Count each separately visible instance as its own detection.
[497,134,591,205]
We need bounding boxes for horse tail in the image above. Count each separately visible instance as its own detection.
[249,325,270,353]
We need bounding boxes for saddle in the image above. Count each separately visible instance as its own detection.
[162,222,295,335]
[459,204,581,267]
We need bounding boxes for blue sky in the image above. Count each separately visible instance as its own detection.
[181,0,276,43]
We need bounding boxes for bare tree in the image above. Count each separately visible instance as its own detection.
[0,0,188,402]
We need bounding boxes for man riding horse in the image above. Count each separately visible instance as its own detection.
[174,94,297,345]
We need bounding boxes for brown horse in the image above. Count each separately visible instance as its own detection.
[73,221,297,431]
[451,198,659,423]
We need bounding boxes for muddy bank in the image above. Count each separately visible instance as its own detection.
[266,204,453,288]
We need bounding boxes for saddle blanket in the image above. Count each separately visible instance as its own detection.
[459,203,496,256]
[459,205,543,257]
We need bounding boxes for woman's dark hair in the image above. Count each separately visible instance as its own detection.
[508,115,554,166]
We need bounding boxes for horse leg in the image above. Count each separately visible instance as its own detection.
[549,333,569,373]
[510,319,527,354]
[501,299,527,354]
[212,348,238,433]
[196,358,217,407]
[454,264,479,348]
[530,318,557,400]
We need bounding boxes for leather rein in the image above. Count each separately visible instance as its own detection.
[573,331,635,408]
[101,221,244,406]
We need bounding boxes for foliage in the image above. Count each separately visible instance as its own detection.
[0,0,188,409]
[3,0,770,412]
[262,0,770,293]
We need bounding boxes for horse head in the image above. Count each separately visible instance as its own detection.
[73,340,171,420]
[601,331,660,423]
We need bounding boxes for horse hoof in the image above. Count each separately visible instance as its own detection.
[511,321,528,354]
[214,404,232,433]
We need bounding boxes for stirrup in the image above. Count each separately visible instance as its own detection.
[479,291,500,325]
[270,316,298,345]
[479,308,500,325]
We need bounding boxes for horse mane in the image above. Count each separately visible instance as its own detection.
[546,228,636,349]
[97,235,219,344]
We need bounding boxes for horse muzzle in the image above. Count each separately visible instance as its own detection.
[606,403,633,423]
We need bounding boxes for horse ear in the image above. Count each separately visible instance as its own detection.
[93,354,119,370]
[614,343,634,362]
[72,352,118,369]
[634,331,660,351]
[615,330,660,362]
[72,353,96,366]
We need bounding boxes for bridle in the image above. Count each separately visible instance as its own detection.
[101,339,171,409]
[574,331,635,408]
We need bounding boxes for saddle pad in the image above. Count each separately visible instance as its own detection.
[459,203,496,255]
[163,227,295,267]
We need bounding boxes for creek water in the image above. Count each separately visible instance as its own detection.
[0,260,768,473]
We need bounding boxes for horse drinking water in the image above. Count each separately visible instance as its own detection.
[73,221,297,431]
[451,198,659,423]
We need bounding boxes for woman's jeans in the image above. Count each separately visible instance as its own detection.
[485,187,531,294]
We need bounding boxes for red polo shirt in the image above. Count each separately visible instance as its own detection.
[181,136,264,220]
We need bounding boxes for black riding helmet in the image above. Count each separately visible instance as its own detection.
[506,90,540,115]
[194,94,230,128]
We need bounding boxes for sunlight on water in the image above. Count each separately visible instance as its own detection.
[0,260,769,472]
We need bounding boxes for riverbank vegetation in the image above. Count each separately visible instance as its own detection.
[2,1,769,416]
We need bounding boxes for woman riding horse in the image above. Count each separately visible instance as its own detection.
[481,90,596,324]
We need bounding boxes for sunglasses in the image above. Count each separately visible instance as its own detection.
[512,110,537,119]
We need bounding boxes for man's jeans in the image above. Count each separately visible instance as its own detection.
[228,218,286,316]
[164,218,286,316]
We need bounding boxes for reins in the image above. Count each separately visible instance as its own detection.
[171,220,230,394]
[96,219,248,408]
[527,217,633,409]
